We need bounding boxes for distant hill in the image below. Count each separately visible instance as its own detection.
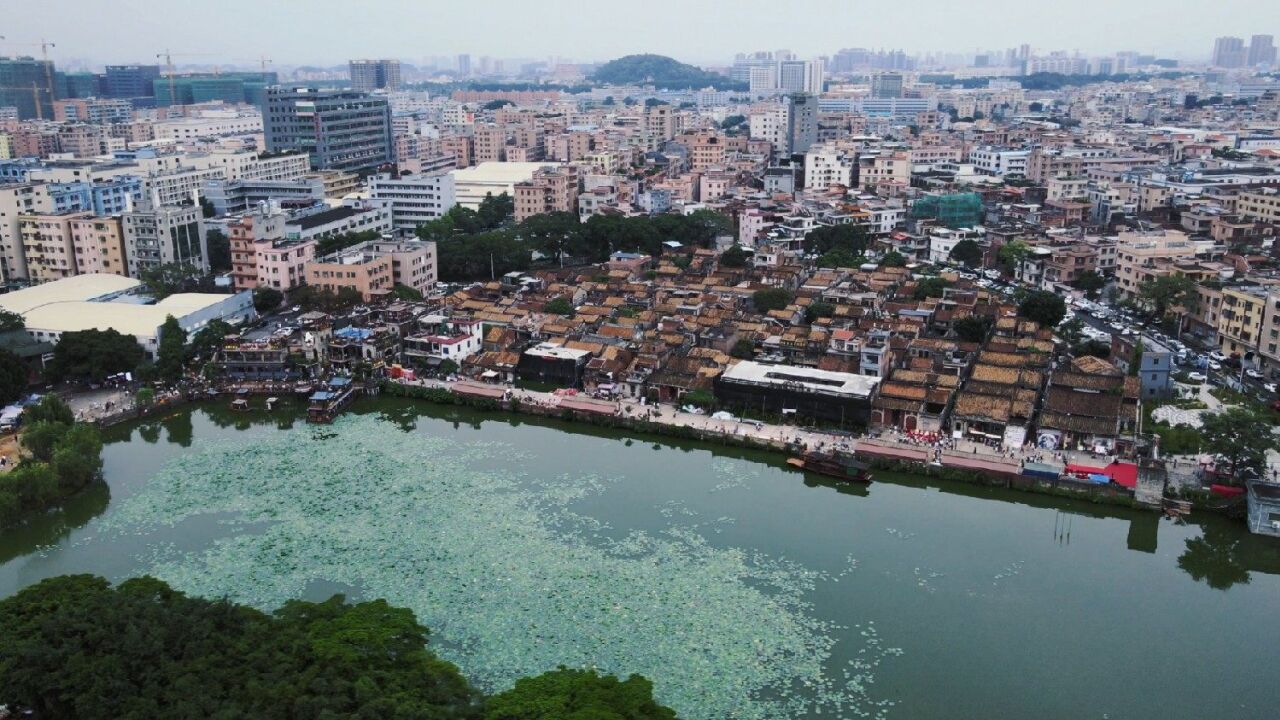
[590,54,743,90]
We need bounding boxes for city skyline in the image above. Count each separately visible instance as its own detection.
[5,0,1279,68]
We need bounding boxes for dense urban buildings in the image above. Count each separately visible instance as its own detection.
[263,86,393,171]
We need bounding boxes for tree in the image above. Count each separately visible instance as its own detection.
[804,301,835,324]
[140,263,206,299]
[25,395,74,426]
[482,99,514,110]
[315,229,380,257]
[1071,270,1106,299]
[206,229,231,273]
[289,285,365,314]
[719,244,749,268]
[187,320,233,364]
[948,239,983,267]
[912,276,951,300]
[155,316,188,383]
[477,192,514,230]
[0,309,25,332]
[1058,317,1085,346]
[50,423,104,495]
[544,298,574,316]
[253,287,284,313]
[20,421,69,464]
[803,224,868,256]
[816,248,862,269]
[952,315,992,343]
[1138,274,1196,320]
[1018,290,1068,328]
[730,338,755,360]
[1072,339,1111,359]
[879,250,907,268]
[752,288,793,312]
[1028,101,1045,112]
[0,348,27,405]
[997,240,1031,274]
[393,284,424,302]
[0,575,482,719]
[485,668,676,720]
[519,211,582,262]
[198,196,216,218]
[720,114,747,130]
[46,329,144,384]
[1200,406,1280,484]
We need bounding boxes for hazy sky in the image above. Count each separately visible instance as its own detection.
[7,0,1280,68]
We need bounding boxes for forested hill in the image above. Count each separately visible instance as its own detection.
[591,54,743,90]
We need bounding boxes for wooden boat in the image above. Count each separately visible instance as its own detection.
[786,452,872,482]
[230,398,251,412]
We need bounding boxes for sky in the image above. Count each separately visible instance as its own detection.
[6,0,1280,69]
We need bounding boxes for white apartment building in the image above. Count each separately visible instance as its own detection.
[969,147,1031,177]
[153,116,265,141]
[804,145,856,191]
[368,172,457,236]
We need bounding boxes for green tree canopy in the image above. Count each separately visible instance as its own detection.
[804,301,835,324]
[879,250,907,268]
[46,329,145,384]
[544,298,574,316]
[952,315,992,343]
[485,668,676,720]
[253,286,284,313]
[1200,406,1280,484]
[590,53,743,90]
[752,288,794,312]
[912,276,951,300]
[289,286,365,314]
[948,238,983,267]
[25,395,74,426]
[1138,274,1196,320]
[803,224,868,256]
[0,575,482,719]
[719,244,749,268]
[1072,339,1111,359]
[187,319,233,364]
[1071,270,1106,298]
[730,338,755,359]
[0,309,26,332]
[206,229,231,273]
[155,316,188,383]
[1018,290,1068,328]
[315,229,381,257]
[0,348,28,405]
[997,240,1031,274]
[519,211,583,261]
[140,263,208,299]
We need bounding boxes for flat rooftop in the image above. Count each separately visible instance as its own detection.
[720,360,881,399]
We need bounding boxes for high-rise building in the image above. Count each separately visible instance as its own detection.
[0,56,58,120]
[777,59,824,95]
[349,59,402,92]
[748,93,816,156]
[104,65,161,99]
[1248,35,1277,67]
[871,72,905,99]
[122,203,209,278]
[1212,36,1247,68]
[264,87,393,172]
[456,54,472,77]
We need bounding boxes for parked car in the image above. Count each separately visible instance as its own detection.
[1188,372,1207,382]
[1246,369,1263,380]
[1209,361,1223,372]
[1209,351,1227,362]
[1265,382,1278,394]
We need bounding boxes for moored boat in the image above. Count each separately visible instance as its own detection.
[786,452,872,482]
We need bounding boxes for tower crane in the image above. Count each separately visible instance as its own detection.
[155,49,216,107]
[2,38,56,119]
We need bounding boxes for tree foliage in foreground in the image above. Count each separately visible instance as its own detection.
[46,329,144,383]
[1018,290,1068,328]
[1200,406,1280,484]
[0,575,679,720]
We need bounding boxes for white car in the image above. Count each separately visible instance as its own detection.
[1246,369,1263,380]
[1188,372,1207,382]
[1209,361,1223,372]
[1266,383,1278,394]
[1209,351,1227,362]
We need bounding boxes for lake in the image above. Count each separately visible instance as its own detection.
[2,399,1278,719]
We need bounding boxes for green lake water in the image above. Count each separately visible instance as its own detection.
[2,399,1278,719]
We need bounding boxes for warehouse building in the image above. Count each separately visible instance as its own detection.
[714,360,881,427]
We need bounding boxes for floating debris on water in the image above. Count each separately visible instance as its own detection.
[99,413,899,720]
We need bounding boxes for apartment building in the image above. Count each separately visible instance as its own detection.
[1218,285,1271,359]
[229,210,288,291]
[264,87,392,172]
[513,166,580,222]
[70,216,128,276]
[18,212,93,283]
[304,240,437,301]
[688,130,727,170]
[804,144,856,191]
[1237,187,1280,223]
[1114,229,1198,299]
[122,204,208,278]
[369,172,457,235]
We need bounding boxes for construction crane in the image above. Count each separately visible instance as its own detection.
[234,56,273,78]
[3,38,56,119]
[155,49,215,107]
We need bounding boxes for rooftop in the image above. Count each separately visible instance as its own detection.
[720,360,881,399]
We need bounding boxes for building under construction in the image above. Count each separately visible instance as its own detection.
[911,192,984,229]
[0,56,58,120]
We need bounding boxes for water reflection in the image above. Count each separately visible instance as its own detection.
[0,480,109,564]
[1178,523,1254,590]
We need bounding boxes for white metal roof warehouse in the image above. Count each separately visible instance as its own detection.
[0,274,256,358]
[719,360,881,399]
